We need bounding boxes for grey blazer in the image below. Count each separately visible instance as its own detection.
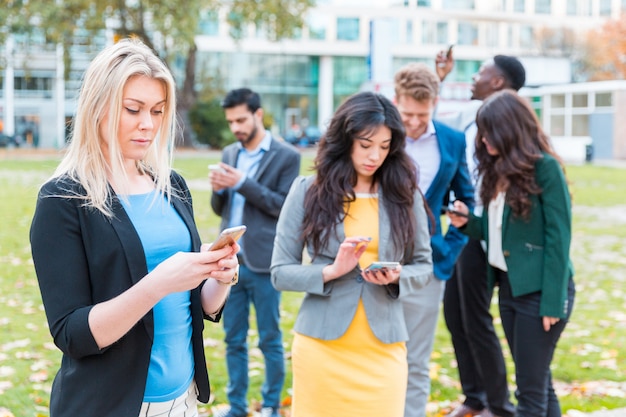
[211,136,301,273]
[271,176,433,344]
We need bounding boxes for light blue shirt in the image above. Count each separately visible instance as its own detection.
[404,121,440,193]
[120,191,194,402]
[228,131,272,253]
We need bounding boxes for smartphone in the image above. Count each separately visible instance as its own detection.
[366,261,400,271]
[446,44,454,58]
[208,225,247,250]
[445,207,469,218]
[208,164,225,173]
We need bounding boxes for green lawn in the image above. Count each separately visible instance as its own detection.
[0,151,625,416]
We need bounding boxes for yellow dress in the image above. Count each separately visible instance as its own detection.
[291,194,408,417]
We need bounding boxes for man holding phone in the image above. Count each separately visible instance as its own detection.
[210,88,301,417]
[393,63,475,417]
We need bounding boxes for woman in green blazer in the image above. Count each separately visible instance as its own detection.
[448,90,575,417]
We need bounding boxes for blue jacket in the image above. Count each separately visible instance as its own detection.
[422,121,475,280]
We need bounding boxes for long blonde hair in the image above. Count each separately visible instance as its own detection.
[53,38,177,216]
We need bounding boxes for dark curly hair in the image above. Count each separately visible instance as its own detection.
[475,90,565,219]
[302,91,419,258]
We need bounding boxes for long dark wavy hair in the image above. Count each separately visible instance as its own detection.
[475,90,565,219]
[302,91,418,259]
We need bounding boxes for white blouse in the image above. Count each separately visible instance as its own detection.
[487,191,508,271]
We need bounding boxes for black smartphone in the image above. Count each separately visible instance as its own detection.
[445,207,469,218]
[446,44,454,58]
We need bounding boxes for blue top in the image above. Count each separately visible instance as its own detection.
[120,191,194,402]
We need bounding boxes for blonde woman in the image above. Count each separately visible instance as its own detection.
[30,39,239,417]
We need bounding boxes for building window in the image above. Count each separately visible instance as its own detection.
[573,93,588,108]
[443,0,475,9]
[406,20,414,43]
[418,0,432,5]
[422,21,448,45]
[457,22,478,46]
[600,0,612,16]
[535,0,551,14]
[333,56,368,108]
[551,94,566,109]
[337,17,360,41]
[199,10,219,36]
[308,12,327,40]
[422,21,435,44]
[455,60,481,82]
[596,92,612,107]
[550,115,565,135]
[14,75,54,98]
[437,22,448,44]
[519,25,534,48]
[572,115,589,136]
[514,0,525,12]
[507,25,514,47]
[567,0,592,15]
[485,22,499,47]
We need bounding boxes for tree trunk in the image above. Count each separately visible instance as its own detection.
[177,43,198,148]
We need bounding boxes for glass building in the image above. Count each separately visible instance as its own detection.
[193,0,617,139]
[2,0,624,151]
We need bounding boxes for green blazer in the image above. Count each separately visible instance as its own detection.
[461,153,574,319]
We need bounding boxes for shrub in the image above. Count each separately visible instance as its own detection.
[188,99,233,149]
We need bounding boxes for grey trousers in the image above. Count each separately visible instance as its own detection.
[402,278,445,417]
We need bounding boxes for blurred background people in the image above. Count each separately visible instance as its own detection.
[271,91,433,416]
[448,90,575,417]
[393,63,474,417]
[437,51,526,417]
[210,88,300,417]
[30,38,239,417]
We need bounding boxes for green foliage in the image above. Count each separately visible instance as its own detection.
[2,0,314,71]
[227,0,315,41]
[188,100,233,149]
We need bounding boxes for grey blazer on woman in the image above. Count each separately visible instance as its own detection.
[271,176,433,344]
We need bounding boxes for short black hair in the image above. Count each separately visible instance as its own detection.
[493,55,526,91]
[221,88,261,112]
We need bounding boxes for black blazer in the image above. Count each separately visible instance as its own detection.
[30,172,217,417]
[211,137,301,273]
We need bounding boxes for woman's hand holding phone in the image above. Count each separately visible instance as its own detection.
[363,261,401,285]
[201,225,245,285]
[446,201,469,228]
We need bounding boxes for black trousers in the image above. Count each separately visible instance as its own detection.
[497,269,575,417]
[443,239,515,417]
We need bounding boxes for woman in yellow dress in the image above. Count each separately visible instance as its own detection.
[271,91,433,417]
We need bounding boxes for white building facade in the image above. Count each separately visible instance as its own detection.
[1,0,625,158]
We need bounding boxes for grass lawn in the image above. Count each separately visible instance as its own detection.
[0,149,625,416]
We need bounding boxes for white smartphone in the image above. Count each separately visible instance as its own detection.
[208,163,226,173]
[365,261,401,271]
[208,225,247,250]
